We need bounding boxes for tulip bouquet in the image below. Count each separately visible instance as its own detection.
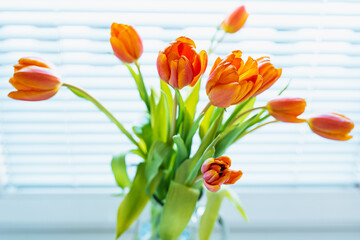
[7,5,355,240]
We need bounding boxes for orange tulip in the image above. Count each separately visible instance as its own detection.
[110,23,143,63]
[206,50,263,108]
[254,57,282,96]
[8,57,61,101]
[221,6,249,34]
[266,98,306,123]
[156,37,207,89]
[307,113,354,141]
[201,156,243,192]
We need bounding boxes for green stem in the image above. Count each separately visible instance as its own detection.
[228,106,266,127]
[134,60,151,112]
[208,30,227,55]
[62,83,143,152]
[208,25,221,55]
[169,91,178,143]
[239,120,278,139]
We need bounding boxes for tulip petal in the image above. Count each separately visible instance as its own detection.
[14,66,61,90]
[270,112,306,123]
[176,36,196,48]
[14,57,54,72]
[203,170,220,183]
[177,56,194,89]
[9,77,36,91]
[126,25,143,59]
[168,60,179,89]
[110,37,134,63]
[8,89,58,101]
[225,170,243,185]
[201,158,215,173]
[157,52,170,82]
[208,82,241,108]
[204,181,220,192]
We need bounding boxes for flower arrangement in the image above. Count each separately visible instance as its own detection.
[8,5,355,240]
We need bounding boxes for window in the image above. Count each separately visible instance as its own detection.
[0,0,359,193]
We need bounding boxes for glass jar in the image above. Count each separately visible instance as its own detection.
[134,201,228,240]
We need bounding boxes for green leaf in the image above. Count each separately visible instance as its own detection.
[199,105,215,140]
[221,97,256,132]
[111,153,131,189]
[176,111,223,185]
[152,91,169,142]
[133,120,152,153]
[191,109,224,164]
[160,80,173,119]
[224,187,248,222]
[145,141,172,196]
[215,115,258,158]
[67,87,92,101]
[199,190,226,240]
[124,63,149,111]
[160,181,200,240]
[175,89,185,133]
[185,111,204,150]
[173,135,189,169]
[185,80,201,120]
[116,163,149,239]
[279,79,291,96]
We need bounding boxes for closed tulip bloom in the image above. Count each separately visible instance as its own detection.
[206,50,263,108]
[254,57,282,96]
[8,57,61,101]
[157,37,207,89]
[267,98,306,123]
[221,6,249,34]
[201,156,243,192]
[308,113,354,141]
[110,23,143,63]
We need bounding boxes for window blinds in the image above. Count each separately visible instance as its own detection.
[0,0,359,192]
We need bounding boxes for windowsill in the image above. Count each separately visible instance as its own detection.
[1,188,360,233]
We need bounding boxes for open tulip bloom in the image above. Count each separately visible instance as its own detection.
[7,6,355,240]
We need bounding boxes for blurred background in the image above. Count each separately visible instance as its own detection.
[0,0,359,239]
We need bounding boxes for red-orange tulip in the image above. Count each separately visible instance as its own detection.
[307,113,354,141]
[206,50,263,108]
[267,98,306,123]
[157,37,207,89]
[254,57,282,96]
[110,23,143,63]
[221,6,249,34]
[8,57,61,101]
[201,156,243,192]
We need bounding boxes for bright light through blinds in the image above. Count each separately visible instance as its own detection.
[0,0,359,192]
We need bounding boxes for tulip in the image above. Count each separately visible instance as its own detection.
[206,50,263,108]
[8,57,61,101]
[254,57,282,96]
[201,156,243,192]
[156,36,208,89]
[307,113,354,141]
[221,6,249,34]
[110,23,143,63]
[266,98,306,123]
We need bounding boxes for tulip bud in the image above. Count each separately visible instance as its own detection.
[206,50,263,108]
[254,57,282,96]
[201,156,243,192]
[8,57,61,101]
[221,6,249,34]
[266,98,306,123]
[110,23,143,63]
[307,113,354,141]
[156,37,207,89]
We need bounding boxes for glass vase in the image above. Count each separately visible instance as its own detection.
[134,201,229,240]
